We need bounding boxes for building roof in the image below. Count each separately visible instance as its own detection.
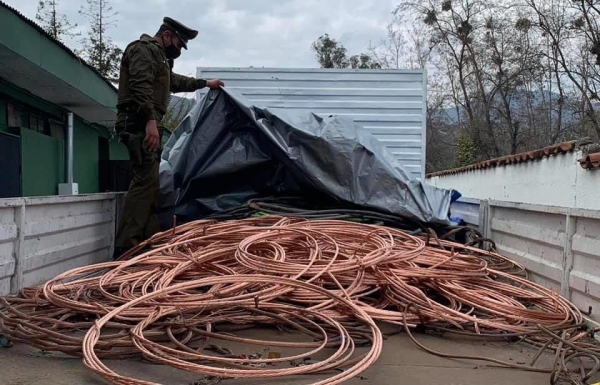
[0,0,117,91]
[426,140,580,178]
[0,2,118,126]
[0,1,116,92]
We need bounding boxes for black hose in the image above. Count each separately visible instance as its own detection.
[186,195,492,250]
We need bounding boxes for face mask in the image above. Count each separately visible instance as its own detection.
[163,35,181,59]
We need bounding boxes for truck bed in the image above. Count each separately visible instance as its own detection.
[0,324,574,385]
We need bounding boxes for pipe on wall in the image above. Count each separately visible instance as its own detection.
[67,112,73,184]
[58,112,78,195]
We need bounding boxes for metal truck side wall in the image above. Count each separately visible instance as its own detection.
[452,198,600,323]
[449,197,481,229]
[196,67,427,180]
[0,193,122,295]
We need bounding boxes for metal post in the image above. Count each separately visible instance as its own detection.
[10,202,25,294]
[67,112,73,184]
[560,212,577,300]
[477,200,491,250]
[58,112,78,195]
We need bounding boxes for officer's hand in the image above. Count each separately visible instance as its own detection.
[207,79,224,89]
[144,120,160,153]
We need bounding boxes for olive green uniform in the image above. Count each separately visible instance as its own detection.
[113,33,206,256]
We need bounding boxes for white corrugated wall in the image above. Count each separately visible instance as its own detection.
[0,193,122,295]
[195,67,427,180]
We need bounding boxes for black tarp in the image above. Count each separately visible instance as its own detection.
[158,88,455,226]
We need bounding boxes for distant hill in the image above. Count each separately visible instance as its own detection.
[433,90,583,125]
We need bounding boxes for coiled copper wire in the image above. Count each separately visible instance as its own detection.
[0,216,587,384]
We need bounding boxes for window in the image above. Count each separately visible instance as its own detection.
[30,114,49,135]
[5,102,63,139]
[7,103,26,128]
[49,119,65,140]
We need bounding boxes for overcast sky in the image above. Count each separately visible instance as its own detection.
[7,0,399,79]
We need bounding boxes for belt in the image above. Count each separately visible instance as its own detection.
[116,101,139,114]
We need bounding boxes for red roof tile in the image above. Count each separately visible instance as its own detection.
[426,140,578,178]
[578,153,600,170]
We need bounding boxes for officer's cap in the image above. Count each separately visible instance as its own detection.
[162,17,198,49]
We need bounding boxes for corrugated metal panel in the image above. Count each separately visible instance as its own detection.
[488,205,565,294]
[570,216,600,316]
[485,201,600,322]
[450,198,480,229]
[0,204,17,295]
[196,67,427,180]
[0,193,121,295]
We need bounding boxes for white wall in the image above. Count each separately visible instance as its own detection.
[0,193,123,296]
[428,150,600,211]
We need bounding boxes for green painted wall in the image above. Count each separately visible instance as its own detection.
[21,129,64,196]
[21,120,130,196]
[73,117,100,194]
[71,122,130,193]
[3,78,67,197]
[1,77,132,196]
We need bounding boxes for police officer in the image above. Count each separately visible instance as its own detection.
[113,17,224,259]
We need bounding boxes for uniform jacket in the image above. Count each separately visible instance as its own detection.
[116,34,205,127]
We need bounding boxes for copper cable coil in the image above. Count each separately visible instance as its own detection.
[0,216,592,384]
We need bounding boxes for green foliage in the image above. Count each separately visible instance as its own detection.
[350,53,381,69]
[311,34,349,68]
[455,134,476,167]
[312,34,383,69]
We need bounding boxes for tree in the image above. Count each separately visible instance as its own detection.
[367,15,408,69]
[571,0,600,67]
[349,53,381,69]
[399,0,501,159]
[311,34,350,68]
[524,0,600,137]
[311,34,384,69]
[455,132,477,167]
[398,0,584,160]
[426,91,458,173]
[310,2,600,172]
[35,0,79,42]
[77,0,122,83]
[376,0,600,173]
